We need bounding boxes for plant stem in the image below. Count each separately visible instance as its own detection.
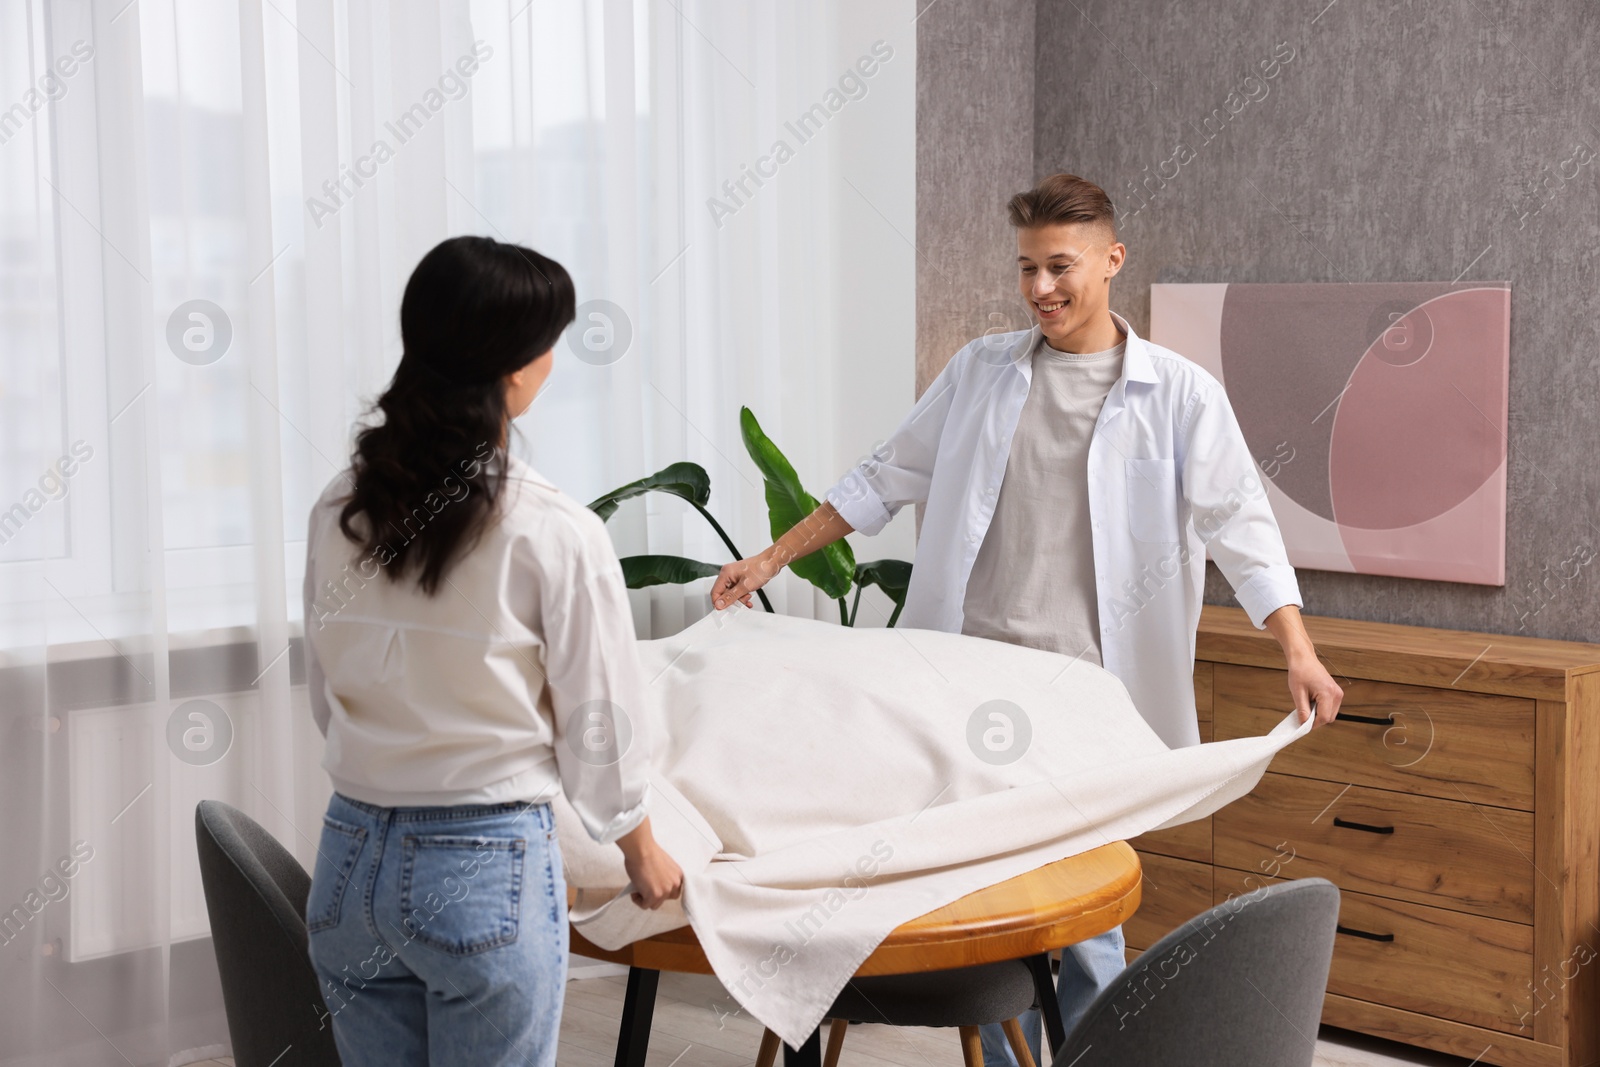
[848,584,863,627]
[691,501,775,613]
[837,596,849,626]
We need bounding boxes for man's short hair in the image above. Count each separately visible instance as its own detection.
[1007,173,1117,241]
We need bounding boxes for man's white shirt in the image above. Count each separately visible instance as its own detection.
[824,310,1302,749]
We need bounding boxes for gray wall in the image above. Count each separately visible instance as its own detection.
[915,0,1036,394]
[920,0,1600,643]
[915,0,1035,531]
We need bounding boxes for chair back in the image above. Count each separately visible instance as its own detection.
[195,800,341,1066]
[1053,877,1340,1067]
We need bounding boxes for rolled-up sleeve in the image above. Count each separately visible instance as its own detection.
[1179,380,1303,629]
[539,512,652,844]
[824,342,970,536]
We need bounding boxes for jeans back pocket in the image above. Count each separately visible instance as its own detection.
[399,834,526,956]
[306,815,368,933]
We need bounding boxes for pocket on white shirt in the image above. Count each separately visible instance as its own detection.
[1126,457,1179,543]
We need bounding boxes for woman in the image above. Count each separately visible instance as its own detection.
[302,235,682,1067]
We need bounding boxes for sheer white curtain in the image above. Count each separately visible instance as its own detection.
[0,0,913,1063]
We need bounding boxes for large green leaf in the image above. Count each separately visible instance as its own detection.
[854,559,912,605]
[738,407,855,600]
[849,559,914,627]
[618,554,722,589]
[588,462,711,522]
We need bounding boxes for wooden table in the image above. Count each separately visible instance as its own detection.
[569,841,1143,1067]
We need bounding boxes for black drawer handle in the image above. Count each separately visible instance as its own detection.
[1336,710,1395,726]
[1332,816,1394,835]
[1337,924,1395,943]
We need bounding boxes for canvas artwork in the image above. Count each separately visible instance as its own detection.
[1150,281,1511,585]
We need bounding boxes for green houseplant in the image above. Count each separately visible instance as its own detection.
[587,406,912,627]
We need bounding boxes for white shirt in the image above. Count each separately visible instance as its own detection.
[824,310,1302,749]
[961,333,1125,667]
[303,453,651,844]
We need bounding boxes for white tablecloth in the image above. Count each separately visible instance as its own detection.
[554,605,1309,1046]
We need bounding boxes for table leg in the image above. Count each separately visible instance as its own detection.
[783,1027,821,1067]
[1025,952,1067,1056]
[613,966,660,1067]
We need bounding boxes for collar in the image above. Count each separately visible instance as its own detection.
[1011,309,1159,385]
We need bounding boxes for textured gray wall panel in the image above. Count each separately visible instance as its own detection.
[1016,0,1600,641]
[916,0,1038,393]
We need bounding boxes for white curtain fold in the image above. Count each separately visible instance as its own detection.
[0,1,914,1063]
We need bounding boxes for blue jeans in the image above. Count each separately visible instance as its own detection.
[305,792,567,1067]
[979,925,1126,1067]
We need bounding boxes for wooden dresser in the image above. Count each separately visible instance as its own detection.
[1124,605,1600,1067]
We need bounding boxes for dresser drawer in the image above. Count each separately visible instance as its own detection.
[1125,851,1212,952]
[1213,664,1535,810]
[1194,660,1213,727]
[1130,816,1211,864]
[1216,869,1535,1035]
[1215,773,1534,923]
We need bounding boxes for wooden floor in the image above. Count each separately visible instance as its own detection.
[191,970,1481,1067]
[553,971,1481,1067]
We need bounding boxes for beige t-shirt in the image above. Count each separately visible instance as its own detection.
[960,329,1126,666]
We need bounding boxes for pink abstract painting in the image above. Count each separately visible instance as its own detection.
[1150,282,1510,585]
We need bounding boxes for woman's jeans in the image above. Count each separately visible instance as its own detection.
[979,924,1127,1067]
[305,792,567,1067]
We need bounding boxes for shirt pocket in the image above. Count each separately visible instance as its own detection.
[1125,457,1180,543]
[399,834,527,956]
[306,816,368,933]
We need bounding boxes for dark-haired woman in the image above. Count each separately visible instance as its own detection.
[302,235,681,1066]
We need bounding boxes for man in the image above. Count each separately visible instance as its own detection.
[711,172,1344,1064]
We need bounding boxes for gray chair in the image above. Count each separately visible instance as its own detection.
[1049,877,1340,1067]
[754,958,1052,1067]
[195,800,341,1067]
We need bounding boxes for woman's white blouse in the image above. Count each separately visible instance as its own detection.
[302,453,650,844]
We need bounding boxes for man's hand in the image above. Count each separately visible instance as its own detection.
[712,502,855,610]
[711,549,778,610]
[1287,650,1342,728]
[1264,604,1342,728]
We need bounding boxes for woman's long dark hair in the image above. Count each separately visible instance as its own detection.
[339,236,575,594]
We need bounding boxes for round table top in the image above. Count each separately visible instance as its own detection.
[567,841,1142,977]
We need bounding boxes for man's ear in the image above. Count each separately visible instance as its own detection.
[1105,241,1126,279]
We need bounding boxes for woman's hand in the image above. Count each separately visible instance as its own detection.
[711,548,781,610]
[616,818,684,909]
